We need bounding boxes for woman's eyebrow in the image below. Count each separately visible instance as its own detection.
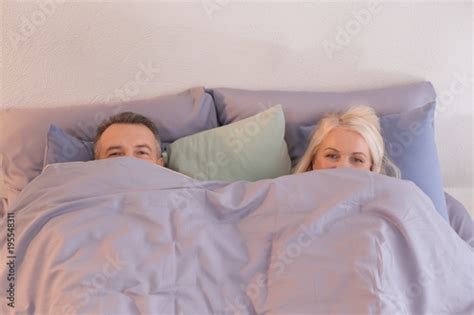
[353,152,368,157]
[324,147,339,152]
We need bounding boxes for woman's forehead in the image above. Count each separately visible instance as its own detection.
[320,128,369,153]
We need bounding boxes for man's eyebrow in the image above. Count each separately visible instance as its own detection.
[105,146,123,153]
[135,144,152,150]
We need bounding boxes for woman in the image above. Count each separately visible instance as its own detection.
[294,105,400,177]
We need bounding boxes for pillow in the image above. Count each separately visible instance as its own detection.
[209,82,436,161]
[381,103,446,218]
[207,82,448,219]
[0,87,217,210]
[44,124,94,166]
[165,105,291,181]
[445,192,474,246]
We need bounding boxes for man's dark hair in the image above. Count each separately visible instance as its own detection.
[94,111,161,155]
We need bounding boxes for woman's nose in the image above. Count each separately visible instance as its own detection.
[336,159,350,168]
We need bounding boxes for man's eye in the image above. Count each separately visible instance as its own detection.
[138,151,149,155]
[108,152,120,157]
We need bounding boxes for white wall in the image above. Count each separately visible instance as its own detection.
[1,0,472,214]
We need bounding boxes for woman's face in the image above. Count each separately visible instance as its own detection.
[312,127,372,171]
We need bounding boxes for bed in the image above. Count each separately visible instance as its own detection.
[0,83,472,314]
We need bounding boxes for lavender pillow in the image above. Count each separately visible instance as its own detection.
[445,192,474,246]
[209,82,435,160]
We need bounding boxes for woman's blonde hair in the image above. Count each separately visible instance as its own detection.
[293,105,400,177]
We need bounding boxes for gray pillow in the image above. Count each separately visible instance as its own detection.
[0,87,217,209]
[207,82,448,220]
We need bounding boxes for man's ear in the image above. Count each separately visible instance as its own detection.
[93,142,100,160]
[156,157,164,166]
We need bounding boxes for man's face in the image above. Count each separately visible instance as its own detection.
[95,123,164,165]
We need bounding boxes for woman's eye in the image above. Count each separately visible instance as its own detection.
[326,154,337,159]
[138,151,149,155]
[354,158,364,164]
[108,152,119,157]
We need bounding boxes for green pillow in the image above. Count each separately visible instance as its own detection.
[165,105,291,181]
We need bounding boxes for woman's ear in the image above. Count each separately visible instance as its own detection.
[310,151,318,171]
[369,162,373,171]
[309,159,315,171]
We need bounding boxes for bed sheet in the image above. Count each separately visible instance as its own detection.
[1,158,473,314]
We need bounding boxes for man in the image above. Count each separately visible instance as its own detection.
[94,111,164,166]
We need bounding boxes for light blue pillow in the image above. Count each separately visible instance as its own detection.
[381,103,447,219]
[43,125,94,167]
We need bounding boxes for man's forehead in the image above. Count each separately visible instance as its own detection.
[104,143,153,151]
[98,124,158,149]
[102,124,154,139]
[102,123,154,135]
